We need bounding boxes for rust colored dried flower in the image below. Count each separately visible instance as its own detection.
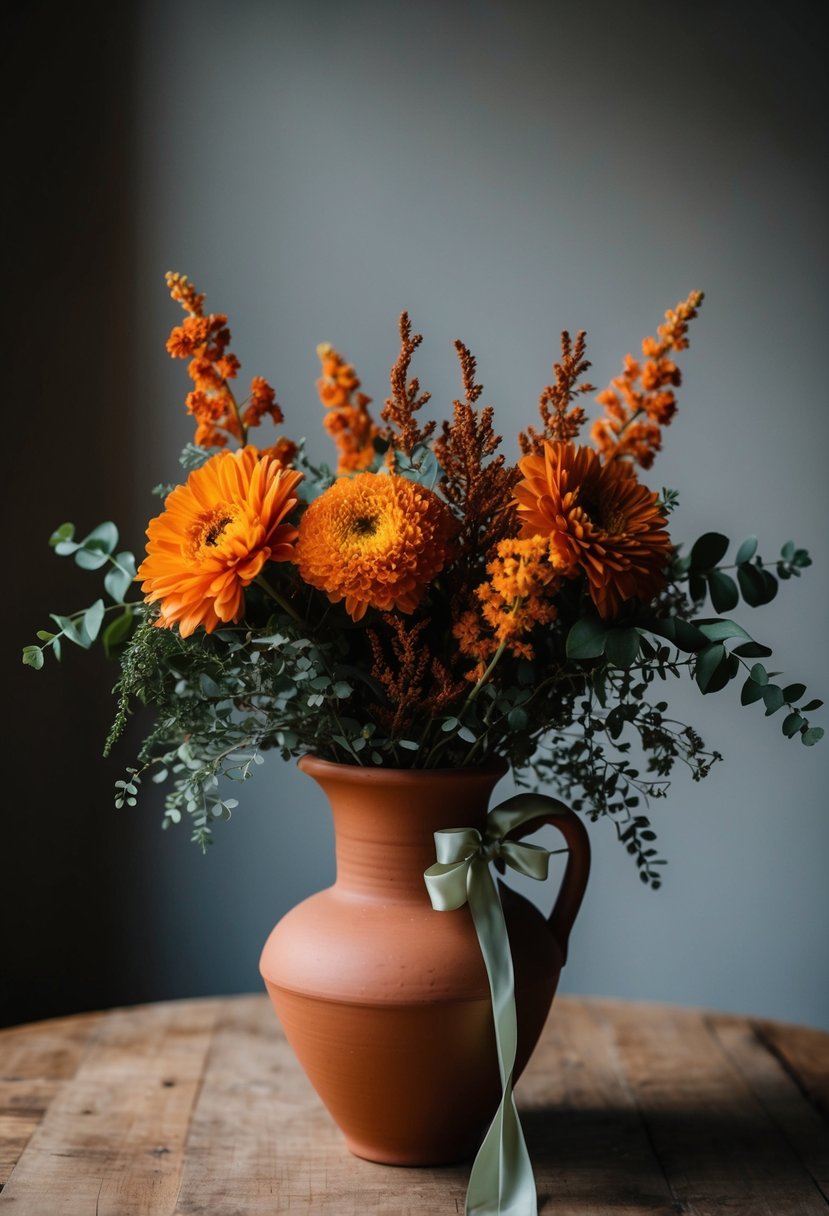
[295,473,455,621]
[138,447,303,637]
[592,291,703,468]
[514,441,672,620]
[519,330,595,456]
[165,271,287,451]
[317,343,379,472]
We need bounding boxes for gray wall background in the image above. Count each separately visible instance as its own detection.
[6,1,828,1031]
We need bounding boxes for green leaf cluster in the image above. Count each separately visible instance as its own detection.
[23,522,140,668]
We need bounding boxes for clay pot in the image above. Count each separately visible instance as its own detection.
[259,755,590,1166]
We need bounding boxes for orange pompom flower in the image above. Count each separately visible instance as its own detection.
[514,441,671,620]
[138,447,303,637]
[295,473,455,621]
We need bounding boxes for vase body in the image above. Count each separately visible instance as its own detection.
[259,755,590,1166]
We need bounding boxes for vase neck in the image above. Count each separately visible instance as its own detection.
[298,758,507,903]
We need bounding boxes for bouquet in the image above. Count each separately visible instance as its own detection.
[24,275,823,883]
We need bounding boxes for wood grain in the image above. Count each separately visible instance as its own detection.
[0,996,826,1214]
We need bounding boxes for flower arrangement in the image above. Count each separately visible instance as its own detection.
[24,275,823,883]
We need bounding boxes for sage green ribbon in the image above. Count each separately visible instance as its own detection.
[424,793,568,1216]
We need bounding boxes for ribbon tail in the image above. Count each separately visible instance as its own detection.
[464,859,538,1216]
[466,1078,536,1216]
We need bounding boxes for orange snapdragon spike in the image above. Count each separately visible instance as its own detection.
[316,343,380,473]
[165,272,286,450]
[592,290,703,469]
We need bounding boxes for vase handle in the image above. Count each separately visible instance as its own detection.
[508,801,591,965]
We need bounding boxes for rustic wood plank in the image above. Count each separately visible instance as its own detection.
[1,995,827,1214]
[603,999,829,1215]
[754,1018,829,1115]
[518,996,678,1214]
[173,994,470,1216]
[0,999,220,1215]
[0,1083,63,1187]
[0,1009,104,1187]
[0,1010,103,1082]
[710,1014,829,1202]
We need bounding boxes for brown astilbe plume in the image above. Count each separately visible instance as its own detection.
[435,340,521,567]
[368,615,466,737]
[380,312,436,457]
[519,330,594,456]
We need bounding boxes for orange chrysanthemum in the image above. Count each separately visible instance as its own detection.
[514,441,671,620]
[295,473,455,621]
[139,447,303,637]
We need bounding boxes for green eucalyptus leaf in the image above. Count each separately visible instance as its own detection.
[74,547,110,571]
[688,572,707,603]
[737,563,772,606]
[782,712,805,738]
[82,521,119,554]
[82,599,105,644]
[781,683,806,703]
[690,532,729,570]
[732,641,773,659]
[104,553,137,602]
[103,609,135,656]
[735,536,758,565]
[749,663,769,686]
[707,571,739,613]
[762,684,784,715]
[695,618,753,644]
[605,628,641,669]
[741,677,764,705]
[22,645,44,670]
[49,613,84,646]
[801,726,824,746]
[801,699,824,712]
[49,522,76,547]
[507,706,529,730]
[566,617,608,660]
[695,643,725,694]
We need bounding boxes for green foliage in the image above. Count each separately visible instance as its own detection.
[25,496,824,879]
[23,522,140,670]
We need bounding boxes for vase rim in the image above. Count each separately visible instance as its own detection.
[297,753,510,783]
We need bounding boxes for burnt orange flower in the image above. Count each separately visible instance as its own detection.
[316,343,379,473]
[295,473,455,621]
[165,271,286,450]
[514,441,671,619]
[139,447,303,637]
[592,291,703,469]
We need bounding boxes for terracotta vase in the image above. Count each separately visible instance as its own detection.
[259,755,590,1166]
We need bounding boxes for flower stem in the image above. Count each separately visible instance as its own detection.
[255,574,305,626]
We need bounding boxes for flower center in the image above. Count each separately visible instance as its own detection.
[577,491,624,536]
[189,506,237,556]
[352,515,377,537]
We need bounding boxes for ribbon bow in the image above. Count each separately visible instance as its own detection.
[424,793,569,1216]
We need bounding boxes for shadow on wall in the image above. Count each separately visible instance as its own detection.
[3,4,143,1028]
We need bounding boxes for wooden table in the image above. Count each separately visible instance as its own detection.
[0,994,827,1214]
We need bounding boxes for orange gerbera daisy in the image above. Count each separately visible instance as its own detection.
[295,473,455,621]
[514,441,671,619]
[139,447,303,637]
